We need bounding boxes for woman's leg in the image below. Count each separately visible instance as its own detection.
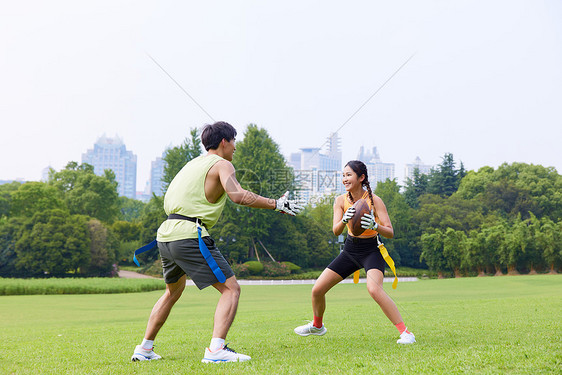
[365,269,403,324]
[311,268,343,318]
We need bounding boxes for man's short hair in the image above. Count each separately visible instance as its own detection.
[201,122,237,151]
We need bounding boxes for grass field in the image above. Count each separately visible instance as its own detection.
[1,275,560,374]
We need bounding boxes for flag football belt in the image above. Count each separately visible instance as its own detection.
[346,235,398,289]
[132,214,226,284]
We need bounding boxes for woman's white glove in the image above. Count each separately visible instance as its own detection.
[361,213,379,230]
[341,207,356,223]
[275,191,303,216]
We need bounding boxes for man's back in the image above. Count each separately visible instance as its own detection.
[157,154,227,242]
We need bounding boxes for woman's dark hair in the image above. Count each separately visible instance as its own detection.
[201,121,237,150]
[345,160,375,212]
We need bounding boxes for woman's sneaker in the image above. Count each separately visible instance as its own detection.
[294,322,327,336]
[131,345,162,361]
[397,330,416,344]
[201,344,251,363]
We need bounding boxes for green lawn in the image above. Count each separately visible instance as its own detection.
[1,275,560,374]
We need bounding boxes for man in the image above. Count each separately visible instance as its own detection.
[131,121,302,363]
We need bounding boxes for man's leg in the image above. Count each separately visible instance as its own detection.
[201,275,251,363]
[210,275,241,339]
[132,275,186,361]
[144,274,187,340]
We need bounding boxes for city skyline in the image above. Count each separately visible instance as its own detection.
[3,131,437,200]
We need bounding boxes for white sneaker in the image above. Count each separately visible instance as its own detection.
[294,322,327,336]
[397,329,416,344]
[201,344,251,363]
[131,345,162,361]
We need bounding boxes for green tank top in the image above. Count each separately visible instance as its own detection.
[157,154,227,241]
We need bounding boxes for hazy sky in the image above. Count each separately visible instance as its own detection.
[1,0,561,190]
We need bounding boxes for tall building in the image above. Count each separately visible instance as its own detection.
[41,166,53,182]
[82,135,137,199]
[150,152,166,196]
[292,132,344,204]
[404,156,433,181]
[357,146,395,187]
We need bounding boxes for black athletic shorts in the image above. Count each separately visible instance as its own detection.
[157,237,234,290]
[327,235,385,279]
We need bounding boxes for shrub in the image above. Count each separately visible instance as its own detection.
[231,263,250,278]
[281,261,301,273]
[262,262,290,277]
[243,261,264,275]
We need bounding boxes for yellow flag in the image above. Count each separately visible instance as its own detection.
[353,270,360,284]
[378,244,398,289]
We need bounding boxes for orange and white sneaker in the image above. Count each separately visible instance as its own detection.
[397,329,416,344]
[201,344,251,363]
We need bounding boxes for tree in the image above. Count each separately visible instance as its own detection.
[0,181,21,218]
[483,222,508,276]
[50,162,119,223]
[403,167,429,209]
[415,194,483,233]
[502,214,530,275]
[427,153,464,197]
[420,229,448,278]
[84,219,118,277]
[457,162,562,221]
[10,182,65,217]
[536,217,561,273]
[219,124,294,260]
[118,197,146,221]
[465,229,488,276]
[456,166,495,200]
[15,209,91,276]
[523,213,544,273]
[0,217,25,277]
[442,228,467,277]
[162,127,203,191]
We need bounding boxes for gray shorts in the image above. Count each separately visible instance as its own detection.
[157,237,234,290]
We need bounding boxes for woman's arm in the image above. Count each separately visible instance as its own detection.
[371,195,394,238]
[332,195,348,236]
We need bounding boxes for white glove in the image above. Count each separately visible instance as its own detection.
[275,191,303,216]
[361,212,379,230]
[341,207,356,223]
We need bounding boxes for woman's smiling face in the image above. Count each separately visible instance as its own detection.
[342,165,364,191]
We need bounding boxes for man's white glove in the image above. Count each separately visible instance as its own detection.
[275,191,303,216]
[341,207,355,224]
[360,212,379,230]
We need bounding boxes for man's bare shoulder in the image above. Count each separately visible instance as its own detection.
[209,159,235,174]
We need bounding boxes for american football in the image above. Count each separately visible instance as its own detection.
[350,198,371,236]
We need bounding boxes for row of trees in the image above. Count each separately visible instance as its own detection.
[1,124,561,277]
[0,163,121,276]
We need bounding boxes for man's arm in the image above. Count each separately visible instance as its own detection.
[217,160,276,209]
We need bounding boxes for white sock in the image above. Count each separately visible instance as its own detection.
[141,339,154,351]
[209,338,225,351]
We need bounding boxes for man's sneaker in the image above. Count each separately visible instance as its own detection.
[131,345,162,361]
[201,344,251,363]
[397,329,416,344]
[294,322,327,336]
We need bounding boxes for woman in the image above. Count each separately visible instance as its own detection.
[294,160,415,344]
